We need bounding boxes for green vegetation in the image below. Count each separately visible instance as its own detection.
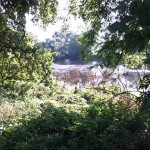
[70,0,150,68]
[0,0,57,88]
[1,83,148,150]
[0,0,150,150]
[39,32,84,63]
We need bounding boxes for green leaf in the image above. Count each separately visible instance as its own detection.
[108,22,129,34]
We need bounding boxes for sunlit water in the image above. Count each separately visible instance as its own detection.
[52,64,150,96]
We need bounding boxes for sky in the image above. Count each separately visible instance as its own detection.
[26,1,86,42]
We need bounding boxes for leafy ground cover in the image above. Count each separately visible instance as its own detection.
[0,81,150,150]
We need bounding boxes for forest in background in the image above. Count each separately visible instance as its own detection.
[39,32,84,63]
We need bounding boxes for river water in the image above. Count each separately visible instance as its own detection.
[52,64,150,96]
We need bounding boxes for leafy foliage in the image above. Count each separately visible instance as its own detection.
[70,0,150,67]
[70,0,150,114]
[39,32,83,62]
[1,95,149,150]
[0,32,54,88]
[0,78,149,150]
[0,0,58,88]
[0,1,150,149]
[0,0,58,31]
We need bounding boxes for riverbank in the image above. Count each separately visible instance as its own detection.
[52,64,150,95]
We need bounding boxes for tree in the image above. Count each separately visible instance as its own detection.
[0,0,58,87]
[0,0,58,31]
[69,0,150,68]
[69,0,150,111]
[40,32,83,62]
[0,31,54,87]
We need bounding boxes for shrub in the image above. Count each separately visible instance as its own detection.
[1,99,150,150]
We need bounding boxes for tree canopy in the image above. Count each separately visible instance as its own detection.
[0,0,58,87]
[39,32,83,63]
[70,0,150,67]
[0,0,58,31]
[0,0,150,87]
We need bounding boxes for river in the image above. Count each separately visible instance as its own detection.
[52,64,150,96]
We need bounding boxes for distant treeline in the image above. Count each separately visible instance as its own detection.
[39,32,84,63]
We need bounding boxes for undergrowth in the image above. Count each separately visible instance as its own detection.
[0,81,150,150]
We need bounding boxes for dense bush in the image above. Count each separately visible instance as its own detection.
[0,79,149,150]
[0,94,150,150]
